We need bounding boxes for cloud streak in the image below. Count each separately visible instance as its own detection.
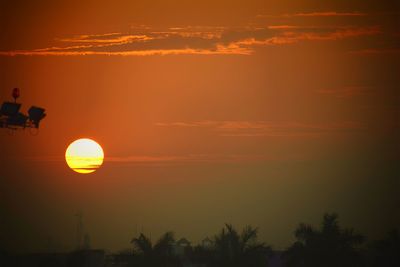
[105,152,308,165]
[288,11,367,17]
[0,46,252,56]
[258,11,367,18]
[58,33,154,43]
[233,26,380,47]
[0,21,380,57]
[15,153,302,165]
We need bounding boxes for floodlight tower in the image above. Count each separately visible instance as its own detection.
[12,88,20,103]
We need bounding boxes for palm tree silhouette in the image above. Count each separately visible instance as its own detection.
[211,224,271,267]
[284,213,365,267]
[131,232,179,267]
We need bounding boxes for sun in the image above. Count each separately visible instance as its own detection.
[65,138,104,174]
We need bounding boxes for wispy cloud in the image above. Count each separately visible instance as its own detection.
[58,33,154,44]
[155,120,365,137]
[288,11,367,17]
[232,26,380,47]
[15,153,302,165]
[0,20,381,57]
[258,11,367,18]
[267,25,303,30]
[105,153,307,165]
[107,155,192,163]
[152,26,225,39]
[0,46,252,56]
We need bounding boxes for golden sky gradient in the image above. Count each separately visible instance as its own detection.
[0,0,399,252]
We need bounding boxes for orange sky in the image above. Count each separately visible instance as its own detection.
[0,0,399,252]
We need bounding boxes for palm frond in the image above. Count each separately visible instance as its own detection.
[131,233,152,255]
[241,225,258,246]
[154,231,175,256]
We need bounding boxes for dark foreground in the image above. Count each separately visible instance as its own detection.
[1,213,399,267]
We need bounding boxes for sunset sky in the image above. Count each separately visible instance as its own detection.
[0,0,399,252]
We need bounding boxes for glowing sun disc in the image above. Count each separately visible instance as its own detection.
[65,138,104,174]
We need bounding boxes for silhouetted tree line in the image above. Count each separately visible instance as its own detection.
[123,213,399,267]
[129,231,181,267]
[0,213,398,267]
[284,213,399,267]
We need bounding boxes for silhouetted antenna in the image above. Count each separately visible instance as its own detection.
[83,233,91,250]
[75,211,84,250]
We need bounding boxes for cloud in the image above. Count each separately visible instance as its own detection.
[258,11,367,18]
[288,12,367,17]
[267,25,303,30]
[152,26,225,39]
[0,46,252,56]
[13,153,302,165]
[58,33,154,43]
[232,26,380,47]
[107,155,192,163]
[155,120,365,137]
[0,23,380,57]
[105,153,307,165]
